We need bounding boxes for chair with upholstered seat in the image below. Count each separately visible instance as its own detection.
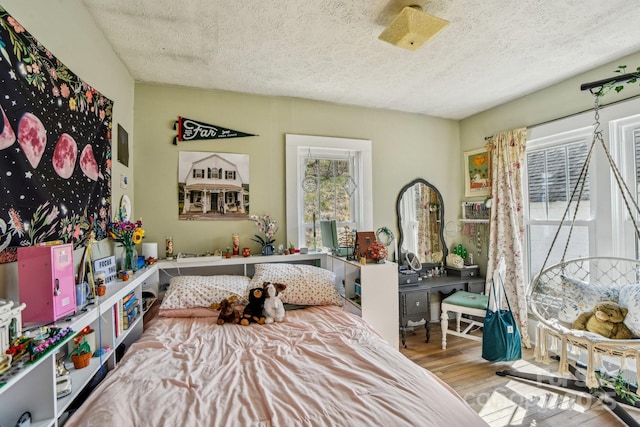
[440,291,488,349]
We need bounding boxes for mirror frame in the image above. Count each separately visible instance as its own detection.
[396,178,448,269]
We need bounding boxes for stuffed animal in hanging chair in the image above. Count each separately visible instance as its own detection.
[262,282,287,324]
[572,301,634,340]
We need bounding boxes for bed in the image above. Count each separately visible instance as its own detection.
[65,264,486,426]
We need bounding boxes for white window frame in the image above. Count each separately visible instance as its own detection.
[524,126,597,281]
[609,112,640,259]
[285,134,372,247]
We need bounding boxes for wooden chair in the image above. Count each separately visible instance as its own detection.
[440,291,488,349]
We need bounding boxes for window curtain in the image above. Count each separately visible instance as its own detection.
[485,127,531,348]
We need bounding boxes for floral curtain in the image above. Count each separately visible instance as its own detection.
[485,127,530,347]
[0,8,113,263]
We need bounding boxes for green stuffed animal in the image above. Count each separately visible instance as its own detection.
[572,301,634,340]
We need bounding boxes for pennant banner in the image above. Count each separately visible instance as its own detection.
[173,116,256,144]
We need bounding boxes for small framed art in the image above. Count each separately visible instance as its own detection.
[464,147,491,197]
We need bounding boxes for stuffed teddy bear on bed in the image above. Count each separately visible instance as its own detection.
[572,301,634,339]
[210,295,242,325]
[263,282,287,324]
[240,287,266,326]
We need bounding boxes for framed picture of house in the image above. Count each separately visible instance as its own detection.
[464,147,491,198]
[178,152,250,220]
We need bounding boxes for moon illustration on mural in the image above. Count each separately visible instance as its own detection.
[0,105,15,149]
[52,133,78,179]
[18,112,47,168]
[80,144,100,181]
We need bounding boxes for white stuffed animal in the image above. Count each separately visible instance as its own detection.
[262,282,287,324]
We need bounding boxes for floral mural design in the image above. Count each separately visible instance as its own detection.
[0,7,113,263]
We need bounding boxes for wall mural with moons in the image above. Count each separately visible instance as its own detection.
[0,6,113,263]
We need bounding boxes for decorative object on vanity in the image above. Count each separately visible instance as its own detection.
[108,217,144,271]
[0,8,113,265]
[178,151,250,220]
[250,214,278,256]
[464,146,492,198]
[396,178,447,269]
[173,116,257,145]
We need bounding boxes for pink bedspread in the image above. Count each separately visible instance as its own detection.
[66,306,486,426]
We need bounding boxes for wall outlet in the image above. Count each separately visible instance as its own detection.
[120,174,128,189]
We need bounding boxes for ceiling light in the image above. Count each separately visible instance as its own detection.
[378,5,449,51]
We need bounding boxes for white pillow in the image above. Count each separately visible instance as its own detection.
[558,275,619,323]
[618,283,640,337]
[159,275,250,310]
[250,263,343,306]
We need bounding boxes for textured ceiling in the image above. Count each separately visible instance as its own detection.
[80,0,640,120]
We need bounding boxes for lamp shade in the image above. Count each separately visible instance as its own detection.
[378,6,449,51]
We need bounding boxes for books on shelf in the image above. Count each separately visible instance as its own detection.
[114,290,140,337]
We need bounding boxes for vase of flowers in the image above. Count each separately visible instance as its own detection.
[109,218,145,270]
[250,214,278,256]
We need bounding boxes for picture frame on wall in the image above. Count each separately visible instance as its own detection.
[118,124,129,167]
[464,147,491,197]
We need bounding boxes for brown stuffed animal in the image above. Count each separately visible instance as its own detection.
[210,295,242,325]
[572,301,634,339]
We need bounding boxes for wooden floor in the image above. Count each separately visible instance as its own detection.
[399,323,640,426]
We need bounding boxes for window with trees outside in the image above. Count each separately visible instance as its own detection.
[285,134,372,250]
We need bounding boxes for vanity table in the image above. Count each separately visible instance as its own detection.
[399,275,484,347]
[395,177,486,347]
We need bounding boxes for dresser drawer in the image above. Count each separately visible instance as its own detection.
[467,281,485,294]
[400,289,429,318]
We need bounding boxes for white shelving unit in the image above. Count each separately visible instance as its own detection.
[152,252,327,296]
[326,255,398,347]
[0,264,158,427]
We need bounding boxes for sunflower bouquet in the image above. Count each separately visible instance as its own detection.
[108,218,144,270]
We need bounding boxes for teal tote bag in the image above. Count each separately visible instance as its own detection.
[481,276,522,362]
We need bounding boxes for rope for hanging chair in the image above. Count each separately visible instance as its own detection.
[537,94,640,277]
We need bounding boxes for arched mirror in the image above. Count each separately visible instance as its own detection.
[396,178,447,269]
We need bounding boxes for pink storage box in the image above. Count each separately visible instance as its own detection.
[18,243,76,325]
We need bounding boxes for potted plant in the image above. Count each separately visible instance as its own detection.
[69,335,92,369]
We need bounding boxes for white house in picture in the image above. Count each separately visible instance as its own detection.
[180,153,250,219]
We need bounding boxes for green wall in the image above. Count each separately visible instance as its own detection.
[133,84,461,257]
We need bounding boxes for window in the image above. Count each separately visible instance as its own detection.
[225,170,236,180]
[609,112,640,259]
[285,135,372,248]
[524,127,594,280]
[193,169,204,179]
[524,96,640,281]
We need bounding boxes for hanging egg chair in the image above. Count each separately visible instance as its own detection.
[499,70,640,426]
